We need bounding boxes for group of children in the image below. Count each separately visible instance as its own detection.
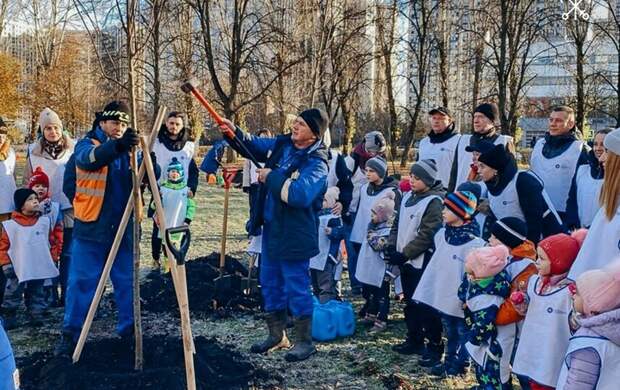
[306,154,620,389]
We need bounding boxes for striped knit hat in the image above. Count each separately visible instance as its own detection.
[167,157,184,183]
[444,191,477,221]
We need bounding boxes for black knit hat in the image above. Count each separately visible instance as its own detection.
[465,139,495,153]
[491,217,528,249]
[99,100,131,124]
[478,144,511,171]
[474,103,499,123]
[299,108,328,138]
[14,188,37,212]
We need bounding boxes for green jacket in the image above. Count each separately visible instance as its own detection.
[151,180,196,223]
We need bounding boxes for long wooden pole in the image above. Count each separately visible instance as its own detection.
[140,136,196,390]
[72,107,166,364]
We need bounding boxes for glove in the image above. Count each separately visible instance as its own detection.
[2,264,16,279]
[385,247,407,266]
[115,127,140,152]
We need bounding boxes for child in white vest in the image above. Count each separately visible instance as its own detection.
[152,158,196,271]
[355,191,396,333]
[310,186,346,303]
[459,245,511,388]
[0,189,60,329]
[557,258,620,389]
[413,190,485,376]
[511,229,587,390]
[28,166,64,306]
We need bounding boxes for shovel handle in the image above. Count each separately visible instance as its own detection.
[165,225,191,266]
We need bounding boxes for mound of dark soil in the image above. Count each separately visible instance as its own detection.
[141,252,260,317]
[18,336,280,390]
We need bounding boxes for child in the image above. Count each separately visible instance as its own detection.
[556,258,620,389]
[152,158,196,270]
[413,190,486,376]
[355,191,396,333]
[310,187,346,303]
[0,189,61,329]
[512,229,587,390]
[28,166,64,307]
[386,159,445,356]
[459,245,511,388]
[0,118,16,222]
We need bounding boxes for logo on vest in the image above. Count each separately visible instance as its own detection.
[555,164,561,169]
[452,254,465,263]
[547,307,568,315]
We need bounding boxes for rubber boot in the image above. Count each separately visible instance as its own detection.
[54,332,76,358]
[419,341,444,367]
[250,310,290,353]
[284,316,316,362]
[1,309,17,330]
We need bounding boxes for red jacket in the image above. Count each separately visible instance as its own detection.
[0,211,63,266]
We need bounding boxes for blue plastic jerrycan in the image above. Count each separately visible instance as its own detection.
[312,303,337,341]
[327,301,356,337]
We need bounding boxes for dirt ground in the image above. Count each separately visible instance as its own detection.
[7,157,489,389]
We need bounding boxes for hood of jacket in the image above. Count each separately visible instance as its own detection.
[578,307,620,347]
[406,180,445,207]
[157,124,191,151]
[367,176,399,196]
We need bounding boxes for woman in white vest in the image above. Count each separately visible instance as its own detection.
[530,106,589,223]
[565,129,611,229]
[150,111,198,266]
[569,127,620,280]
[477,142,564,244]
[448,103,513,192]
[417,106,461,189]
[0,118,16,222]
[557,259,620,389]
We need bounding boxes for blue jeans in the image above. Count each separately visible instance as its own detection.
[63,237,134,338]
[348,241,362,291]
[441,314,469,368]
[260,226,313,318]
[0,321,16,390]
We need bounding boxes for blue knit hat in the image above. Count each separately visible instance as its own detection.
[167,157,184,182]
[444,191,477,221]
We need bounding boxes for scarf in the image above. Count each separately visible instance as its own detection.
[444,220,480,245]
[539,272,570,294]
[428,122,458,144]
[587,149,604,179]
[510,240,537,260]
[542,130,578,159]
[0,139,10,161]
[158,125,189,151]
[484,157,518,196]
[42,137,65,160]
[351,143,373,170]
[470,130,499,146]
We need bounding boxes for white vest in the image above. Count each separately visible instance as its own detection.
[463,292,517,384]
[418,134,461,189]
[530,139,584,212]
[574,165,603,228]
[345,156,368,214]
[512,275,573,387]
[310,212,339,271]
[0,147,16,214]
[327,151,340,188]
[152,139,196,185]
[488,171,561,231]
[556,335,620,390]
[27,144,73,210]
[159,186,189,237]
[455,134,511,189]
[2,217,58,282]
[350,184,393,243]
[504,257,535,282]
[413,230,485,317]
[39,199,61,229]
[569,205,620,280]
[396,193,441,269]
[355,224,395,287]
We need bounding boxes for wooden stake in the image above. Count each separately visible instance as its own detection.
[140,136,196,390]
[130,148,143,370]
[72,107,166,364]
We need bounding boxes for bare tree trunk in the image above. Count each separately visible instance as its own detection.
[437,0,450,108]
[341,100,356,154]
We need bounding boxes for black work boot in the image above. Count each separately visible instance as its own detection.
[285,315,316,362]
[250,310,290,353]
[392,337,425,356]
[419,341,444,367]
[54,332,76,358]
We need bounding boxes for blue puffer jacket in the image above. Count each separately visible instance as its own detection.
[0,321,16,390]
[64,127,159,245]
[229,127,328,261]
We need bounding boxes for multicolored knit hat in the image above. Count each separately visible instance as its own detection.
[167,157,184,182]
[444,191,477,221]
[28,166,50,191]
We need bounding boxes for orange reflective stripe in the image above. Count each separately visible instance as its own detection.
[74,138,109,222]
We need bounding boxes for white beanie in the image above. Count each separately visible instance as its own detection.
[603,127,620,155]
[323,186,340,209]
[39,107,63,131]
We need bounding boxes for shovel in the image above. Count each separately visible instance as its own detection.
[165,225,191,266]
[214,168,242,301]
[243,252,260,296]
